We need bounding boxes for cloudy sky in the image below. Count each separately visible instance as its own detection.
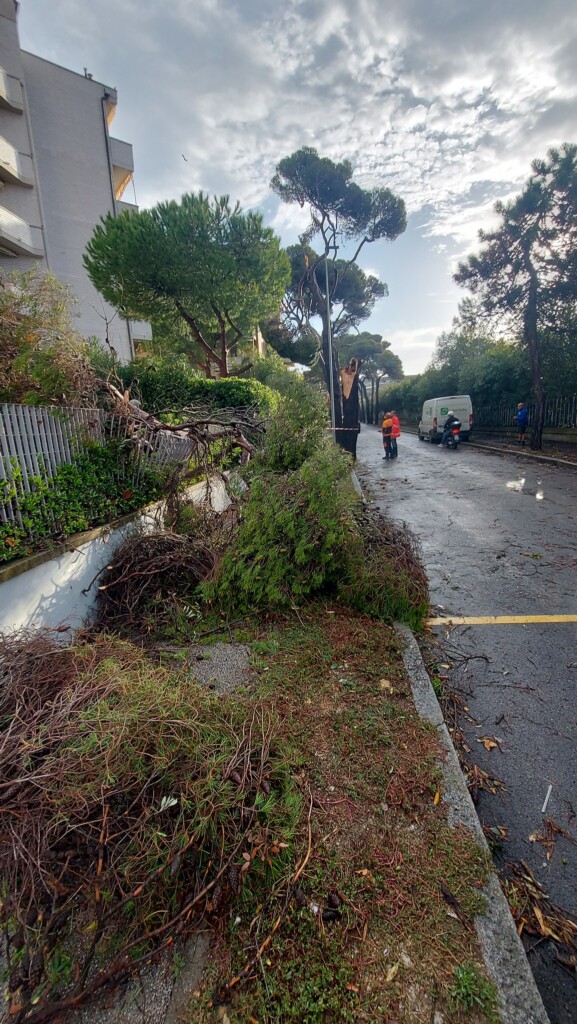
[18,0,577,373]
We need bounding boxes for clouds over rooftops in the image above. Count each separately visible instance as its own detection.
[19,0,577,237]
[17,0,577,371]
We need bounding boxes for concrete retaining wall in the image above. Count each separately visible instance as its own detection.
[0,477,232,634]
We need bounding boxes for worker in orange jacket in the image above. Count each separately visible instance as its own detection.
[390,411,401,459]
[382,411,393,460]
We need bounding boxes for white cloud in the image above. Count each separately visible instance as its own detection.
[16,0,577,373]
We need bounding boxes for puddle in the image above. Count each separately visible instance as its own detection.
[506,477,545,500]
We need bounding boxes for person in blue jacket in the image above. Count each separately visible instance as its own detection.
[515,402,529,445]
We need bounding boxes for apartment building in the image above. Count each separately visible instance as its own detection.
[0,0,150,361]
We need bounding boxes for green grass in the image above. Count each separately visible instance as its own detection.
[185,605,499,1024]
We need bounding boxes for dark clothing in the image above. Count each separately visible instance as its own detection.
[440,415,459,446]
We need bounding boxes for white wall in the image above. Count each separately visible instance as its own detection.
[0,1,137,362]
[22,54,133,361]
[0,0,46,267]
[0,478,233,634]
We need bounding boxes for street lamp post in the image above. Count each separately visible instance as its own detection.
[324,256,336,442]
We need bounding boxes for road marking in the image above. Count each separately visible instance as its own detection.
[427,614,577,626]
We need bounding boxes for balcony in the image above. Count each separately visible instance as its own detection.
[0,66,23,113]
[0,135,33,187]
[116,199,138,214]
[0,204,44,256]
[109,137,133,199]
[131,320,152,342]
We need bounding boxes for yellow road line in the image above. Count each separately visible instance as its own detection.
[427,614,577,626]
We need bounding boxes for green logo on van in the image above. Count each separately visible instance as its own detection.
[440,406,449,415]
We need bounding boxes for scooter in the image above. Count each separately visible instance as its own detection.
[439,419,461,449]
[445,420,461,449]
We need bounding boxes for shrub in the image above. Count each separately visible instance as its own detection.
[252,373,328,473]
[202,442,356,611]
[202,444,428,629]
[0,271,99,406]
[0,441,164,563]
[118,358,278,417]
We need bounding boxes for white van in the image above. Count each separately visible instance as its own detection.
[418,395,473,443]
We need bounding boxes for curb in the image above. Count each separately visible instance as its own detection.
[354,463,549,1020]
[396,625,550,1024]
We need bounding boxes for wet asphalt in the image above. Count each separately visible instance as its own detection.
[356,426,577,1024]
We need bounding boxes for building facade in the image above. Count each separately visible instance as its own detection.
[0,0,149,361]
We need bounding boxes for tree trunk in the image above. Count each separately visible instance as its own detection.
[359,379,369,423]
[522,249,544,450]
[339,358,362,458]
[321,314,343,431]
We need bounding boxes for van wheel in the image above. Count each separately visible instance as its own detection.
[429,432,436,444]
[418,431,424,441]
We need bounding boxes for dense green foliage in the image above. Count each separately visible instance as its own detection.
[0,271,98,406]
[455,144,577,447]
[201,443,356,611]
[203,438,428,629]
[382,328,533,418]
[251,370,328,473]
[117,359,279,417]
[0,441,163,563]
[84,192,290,377]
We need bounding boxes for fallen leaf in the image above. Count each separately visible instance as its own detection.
[478,736,499,752]
[385,963,399,983]
[346,983,359,993]
[433,789,441,806]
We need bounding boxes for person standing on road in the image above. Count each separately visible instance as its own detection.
[381,411,393,460]
[515,402,529,445]
[391,410,401,459]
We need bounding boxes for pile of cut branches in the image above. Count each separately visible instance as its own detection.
[92,531,216,636]
[0,630,300,1023]
[338,503,429,629]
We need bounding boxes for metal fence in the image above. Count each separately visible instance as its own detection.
[0,403,195,528]
[474,395,577,430]
[394,394,577,431]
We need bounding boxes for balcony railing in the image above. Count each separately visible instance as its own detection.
[0,204,43,256]
[0,66,23,113]
[0,135,33,187]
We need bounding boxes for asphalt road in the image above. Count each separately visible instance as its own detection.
[356,426,577,1024]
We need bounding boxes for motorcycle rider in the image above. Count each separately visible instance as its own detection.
[439,411,460,446]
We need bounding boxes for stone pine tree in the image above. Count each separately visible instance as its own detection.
[455,144,577,450]
[84,193,290,378]
[270,148,406,456]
